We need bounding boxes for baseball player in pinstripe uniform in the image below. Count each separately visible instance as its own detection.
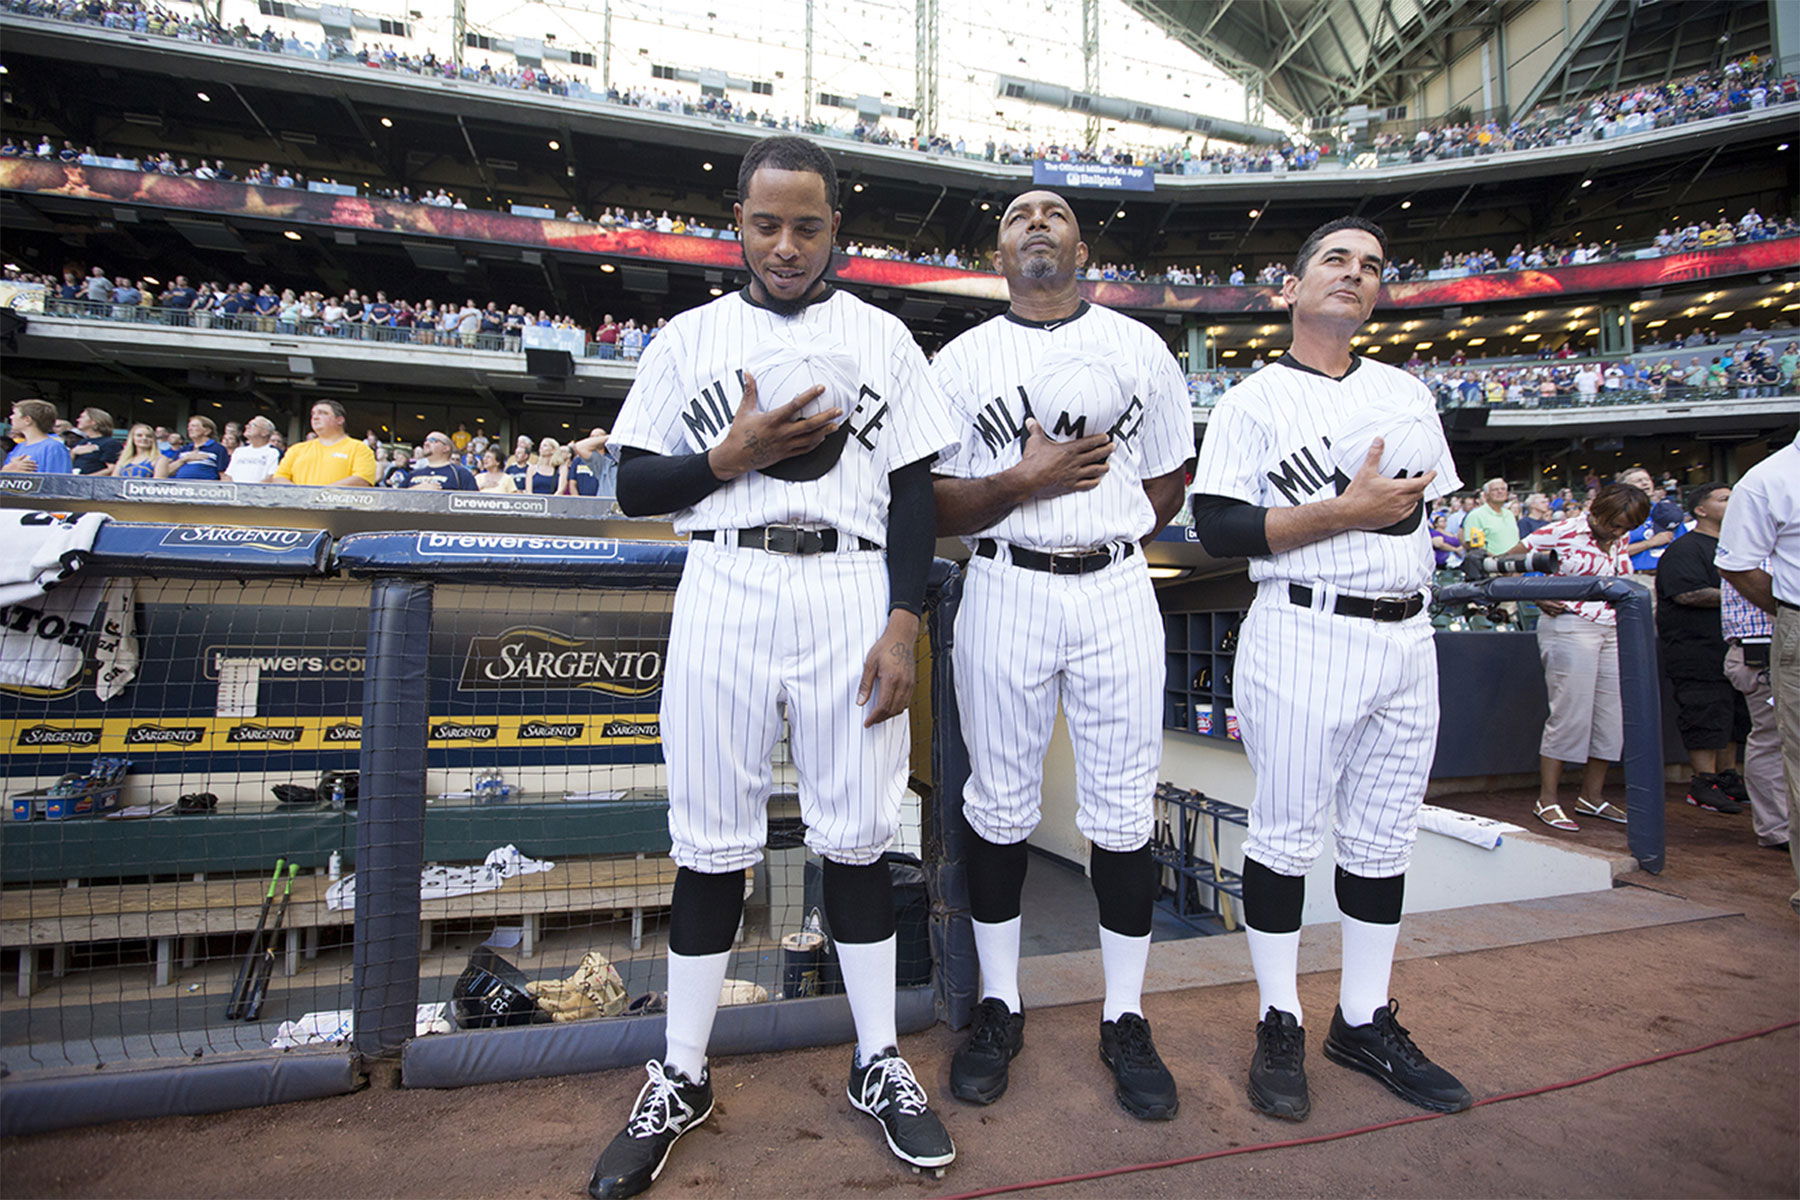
[1189,217,1474,1122]
[587,137,959,1198]
[931,190,1195,1118]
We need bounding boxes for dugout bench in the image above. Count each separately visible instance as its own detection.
[1,853,690,998]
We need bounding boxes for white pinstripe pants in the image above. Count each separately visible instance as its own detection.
[661,540,907,873]
[1235,584,1440,878]
[952,550,1164,852]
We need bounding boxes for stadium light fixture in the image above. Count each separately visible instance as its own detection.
[601,263,616,273]
[1779,143,1790,152]
[1467,338,1486,346]
[1580,178,1592,188]
[284,230,302,240]
[141,275,159,285]
[548,139,560,150]
[1521,333,1541,341]
[380,117,394,128]
[853,182,865,193]
[702,161,714,171]
[197,91,211,102]
[1710,311,1734,320]
[979,201,991,211]
[1117,210,1127,219]
[1247,208,1259,218]
[709,286,723,296]
[1645,320,1667,328]
[1399,200,1411,209]
[1415,341,1433,350]
[1145,567,1190,581]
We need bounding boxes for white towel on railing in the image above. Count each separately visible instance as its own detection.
[1416,804,1519,850]
[323,844,555,911]
[0,510,109,603]
[0,574,138,698]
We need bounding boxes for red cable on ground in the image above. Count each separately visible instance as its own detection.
[931,1018,1800,1200]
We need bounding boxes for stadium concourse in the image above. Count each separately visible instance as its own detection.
[0,0,1797,1193]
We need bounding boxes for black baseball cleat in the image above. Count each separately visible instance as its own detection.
[1685,775,1744,814]
[1247,1007,1311,1121]
[588,1061,714,1199]
[950,997,1025,1105]
[1323,1001,1473,1114]
[848,1047,956,1176]
[1099,1013,1179,1120]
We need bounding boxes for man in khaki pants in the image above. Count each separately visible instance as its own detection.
[1717,435,1800,915]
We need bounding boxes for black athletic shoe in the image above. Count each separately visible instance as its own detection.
[1686,775,1743,814]
[1323,1001,1473,1114]
[950,997,1025,1105]
[848,1048,956,1174]
[1099,1013,1179,1120]
[588,1061,714,1199]
[1714,768,1750,803]
[1247,1007,1310,1121]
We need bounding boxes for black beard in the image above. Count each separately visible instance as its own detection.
[742,245,830,315]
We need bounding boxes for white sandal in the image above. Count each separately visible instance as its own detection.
[1534,801,1580,832]
[1574,796,1628,825]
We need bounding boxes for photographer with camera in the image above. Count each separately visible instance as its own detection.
[1500,483,1652,832]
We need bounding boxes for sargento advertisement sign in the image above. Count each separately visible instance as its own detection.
[224,723,305,744]
[458,626,664,695]
[159,527,313,553]
[16,723,101,747]
[2,715,657,752]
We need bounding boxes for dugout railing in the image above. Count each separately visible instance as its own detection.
[0,521,976,1134]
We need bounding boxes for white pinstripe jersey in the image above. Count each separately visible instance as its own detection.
[609,288,959,545]
[932,302,1195,552]
[1189,356,1461,595]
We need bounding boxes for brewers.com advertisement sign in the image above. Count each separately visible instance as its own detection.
[1,597,673,764]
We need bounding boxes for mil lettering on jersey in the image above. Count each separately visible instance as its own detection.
[974,388,1032,456]
[1265,440,1337,506]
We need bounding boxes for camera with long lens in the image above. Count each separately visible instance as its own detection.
[1462,548,1559,582]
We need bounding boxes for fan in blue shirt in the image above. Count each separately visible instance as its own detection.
[157,416,230,480]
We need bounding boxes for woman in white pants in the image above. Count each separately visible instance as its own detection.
[1507,483,1653,831]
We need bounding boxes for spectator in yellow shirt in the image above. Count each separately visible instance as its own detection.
[267,401,378,486]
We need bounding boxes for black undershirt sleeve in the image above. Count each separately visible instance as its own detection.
[614,446,728,517]
[885,457,936,616]
[1189,492,1272,559]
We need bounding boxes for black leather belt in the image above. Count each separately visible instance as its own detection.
[693,526,880,555]
[976,538,1134,575]
[1780,598,1800,612]
[1289,582,1425,622]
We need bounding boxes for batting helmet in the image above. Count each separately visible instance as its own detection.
[448,947,553,1029]
[740,331,860,482]
[1024,346,1134,443]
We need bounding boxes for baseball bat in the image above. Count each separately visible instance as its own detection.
[225,859,285,1020]
[242,863,300,1021]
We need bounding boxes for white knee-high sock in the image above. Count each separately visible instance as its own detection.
[1098,927,1150,1021]
[1245,926,1303,1025]
[835,936,899,1064]
[1337,915,1401,1027]
[663,948,731,1081]
[972,916,1023,1012]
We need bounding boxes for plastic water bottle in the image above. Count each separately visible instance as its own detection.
[328,850,343,880]
[330,778,347,810]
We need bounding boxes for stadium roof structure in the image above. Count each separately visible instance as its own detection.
[1122,0,1776,124]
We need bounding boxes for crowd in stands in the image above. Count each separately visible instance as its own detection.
[4,263,673,356]
[0,397,620,498]
[6,0,1795,182]
[1368,57,1799,166]
[1411,339,1797,408]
